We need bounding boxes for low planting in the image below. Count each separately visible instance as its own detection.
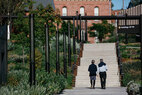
[0,70,68,95]
[119,43,141,87]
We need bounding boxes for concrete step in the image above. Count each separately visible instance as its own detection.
[77,67,119,71]
[76,76,119,80]
[80,57,117,64]
[75,43,120,88]
[78,64,118,67]
[84,43,116,50]
[83,51,116,57]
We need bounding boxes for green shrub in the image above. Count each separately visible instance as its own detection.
[35,48,42,69]
[103,35,117,43]
[122,62,141,86]
[88,31,96,37]
[27,48,42,69]
[0,70,68,95]
[126,81,140,95]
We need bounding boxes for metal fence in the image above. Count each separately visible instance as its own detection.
[119,4,142,25]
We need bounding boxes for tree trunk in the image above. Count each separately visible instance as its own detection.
[99,38,103,43]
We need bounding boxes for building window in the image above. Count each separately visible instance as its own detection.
[80,7,85,16]
[62,7,67,16]
[94,7,99,16]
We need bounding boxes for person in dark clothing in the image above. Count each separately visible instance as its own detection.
[98,59,107,89]
[88,60,97,89]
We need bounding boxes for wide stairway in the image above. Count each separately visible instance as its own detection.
[76,43,120,87]
[60,43,127,95]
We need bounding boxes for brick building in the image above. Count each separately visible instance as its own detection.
[54,0,111,25]
[54,0,112,43]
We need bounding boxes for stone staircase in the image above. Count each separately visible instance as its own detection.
[75,43,120,87]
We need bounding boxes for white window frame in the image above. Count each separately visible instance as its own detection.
[62,7,67,16]
[94,7,99,21]
[80,7,85,16]
[94,7,99,16]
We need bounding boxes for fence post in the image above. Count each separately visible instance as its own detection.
[68,21,71,67]
[79,14,82,42]
[85,14,88,42]
[56,23,60,74]
[63,22,67,78]
[0,25,8,86]
[29,14,35,86]
[125,14,128,44]
[76,11,79,42]
[117,19,123,86]
[45,22,50,73]
[72,17,76,74]
[140,14,142,95]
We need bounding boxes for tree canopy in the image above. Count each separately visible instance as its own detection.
[89,20,115,42]
[129,0,141,7]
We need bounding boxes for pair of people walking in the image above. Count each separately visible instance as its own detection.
[88,59,107,89]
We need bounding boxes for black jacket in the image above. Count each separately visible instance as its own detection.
[88,64,97,76]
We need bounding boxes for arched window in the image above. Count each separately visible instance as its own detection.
[80,7,85,16]
[94,7,99,16]
[62,7,67,16]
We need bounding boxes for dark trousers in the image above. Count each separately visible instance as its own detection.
[90,80,95,88]
[99,72,107,89]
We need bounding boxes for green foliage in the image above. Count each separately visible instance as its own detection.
[0,70,68,95]
[120,44,140,59]
[130,0,141,7]
[50,35,80,52]
[120,43,141,87]
[89,20,115,42]
[103,35,117,43]
[0,0,29,24]
[32,4,58,47]
[60,21,74,37]
[6,2,77,94]
[35,48,42,69]
[27,48,42,69]
[88,31,96,37]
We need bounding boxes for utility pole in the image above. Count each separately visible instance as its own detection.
[123,0,124,9]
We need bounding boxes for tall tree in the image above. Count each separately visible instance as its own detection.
[0,0,29,24]
[130,0,140,6]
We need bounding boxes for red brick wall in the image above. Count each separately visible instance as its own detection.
[54,0,111,16]
[54,0,111,43]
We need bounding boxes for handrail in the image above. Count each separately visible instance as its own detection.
[116,42,123,86]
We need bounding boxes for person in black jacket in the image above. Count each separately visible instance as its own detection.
[88,60,97,89]
[98,59,107,89]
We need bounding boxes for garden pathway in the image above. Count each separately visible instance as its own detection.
[60,43,127,95]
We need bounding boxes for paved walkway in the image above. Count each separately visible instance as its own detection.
[60,43,128,95]
[60,87,127,95]
[76,43,120,87]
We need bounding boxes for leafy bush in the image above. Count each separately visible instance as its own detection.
[27,48,42,69]
[103,35,117,43]
[0,70,68,95]
[122,62,141,86]
[126,81,140,95]
[88,31,96,37]
[35,48,42,69]
[50,35,80,52]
